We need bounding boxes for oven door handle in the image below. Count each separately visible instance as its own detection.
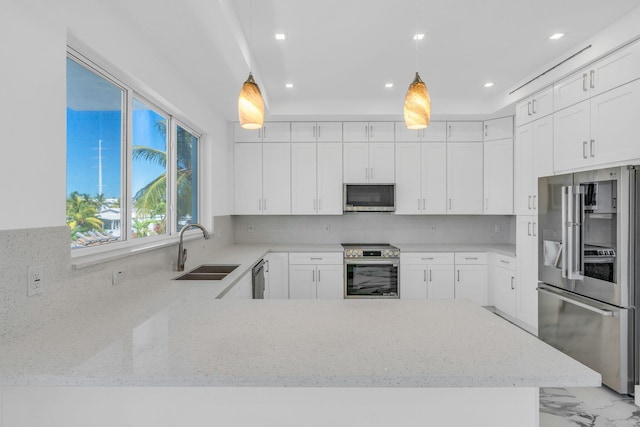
[537,286,614,317]
[344,259,399,267]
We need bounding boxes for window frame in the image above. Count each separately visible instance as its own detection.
[66,47,203,261]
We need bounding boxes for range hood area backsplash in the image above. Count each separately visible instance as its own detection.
[233,215,515,245]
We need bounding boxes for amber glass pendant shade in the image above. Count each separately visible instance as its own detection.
[404,72,431,129]
[238,73,264,130]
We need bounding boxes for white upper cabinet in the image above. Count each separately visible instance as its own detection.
[483,138,513,214]
[291,122,342,142]
[234,142,291,215]
[343,122,394,142]
[554,40,640,112]
[395,142,447,214]
[447,142,484,214]
[514,115,553,215]
[483,117,513,141]
[234,122,291,142]
[446,121,484,142]
[515,86,553,126]
[554,78,640,172]
[343,142,394,183]
[291,142,343,215]
[394,121,447,142]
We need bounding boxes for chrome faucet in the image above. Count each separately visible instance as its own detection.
[177,223,210,271]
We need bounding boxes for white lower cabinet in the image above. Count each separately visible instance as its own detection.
[288,253,343,299]
[400,253,455,299]
[490,254,517,318]
[265,252,289,299]
[222,272,253,300]
[454,253,488,306]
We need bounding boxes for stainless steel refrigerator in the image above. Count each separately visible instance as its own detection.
[537,165,638,394]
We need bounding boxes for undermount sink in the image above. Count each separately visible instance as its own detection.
[173,264,239,281]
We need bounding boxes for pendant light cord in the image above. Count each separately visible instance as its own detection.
[415,0,419,71]
[249,0,253,73]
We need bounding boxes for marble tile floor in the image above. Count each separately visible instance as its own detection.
[540,387,640,426]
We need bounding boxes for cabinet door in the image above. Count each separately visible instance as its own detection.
[553,100,590,172]
[484,117,513,141]
[454,264,488,306]
[262,143,291,214]
[291,143,317,214]
[400,264,427,299]
[394,122,421,142]
[234,143,262,214]
[316,122,343,142]
[316,264,344,299]
[422,122,447,142]
[483,138,513,214]
[514,125,533,215]
[395,143,422,214]
[290,122,317,142]
[516,216,538,332]
[493,266,516,318]
[368,142,395,183]
[515,99,534,126]
[317,143,343,214]
[233,123,262,142]
[590,79,640,166]
[531,86,554,119]
[343,142,369,183]
[592,40,640,96]
[261,122,290,142]
[342,122,369,142]
[422,143,447,214]
[446,122,483,142]
[368,122,395,142]
[288,264,316,299]
[265,252,289,299]
[427,264,455,299]
[447,142,483,214]
[532,115,554,179]
[554,68,591,112]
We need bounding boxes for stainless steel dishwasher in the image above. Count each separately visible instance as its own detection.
[252,259,266,299]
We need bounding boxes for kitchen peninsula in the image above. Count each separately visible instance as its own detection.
[0,246,599,427]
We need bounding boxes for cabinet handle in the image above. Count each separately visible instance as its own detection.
[484,124,488,137]
[500,260,510,264]
[365,168,369,179]
[423,198,426,210]
[318,270,321,282]
[582,73,588,91]
[465,257,478,260]
[429,269,432,282]
[310,257,323,260]
[318,126,321,139]
[421,257,434,260]
[590,139,595,158]
[313,125,316,139]
[590,70,595,89]
[485,198,489,210]
[369,125,373,139]
[448,125,452,138]
[457,270,460,282]
[265,260,270,273]
[528,195,532,210]
[511,276,515,290]
[527,222,532,236]
[533,195,537,210]
[527,101,532,116]
[532,99,537,114]
[449,199,452,210]
[583,141,588,159]
[365,125,368,139]
[532,222,537,237]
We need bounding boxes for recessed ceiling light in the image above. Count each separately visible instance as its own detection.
[484,82,494,88]
[275,33,286,40]
[413,33,425,40]
[549,33,564,40]
[385,83,394,88]
[285,83,294,88]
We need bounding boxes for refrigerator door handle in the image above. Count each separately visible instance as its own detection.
[562,185,585,280]
[537,287,614,317]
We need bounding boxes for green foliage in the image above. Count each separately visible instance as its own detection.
[66,191,104,238]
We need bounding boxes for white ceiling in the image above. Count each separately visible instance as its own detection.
[111,0,640,122]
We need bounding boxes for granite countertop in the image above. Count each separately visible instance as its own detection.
[393,243,516,257]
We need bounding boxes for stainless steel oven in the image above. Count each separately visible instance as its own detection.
[343,244,399,298]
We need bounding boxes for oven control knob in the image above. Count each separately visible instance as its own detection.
[346,250,353,257]
[358,250,363,257]
[382,249,389,257]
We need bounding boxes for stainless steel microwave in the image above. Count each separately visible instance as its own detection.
[343,184,395,212]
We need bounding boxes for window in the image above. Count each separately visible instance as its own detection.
[66,51,201,251]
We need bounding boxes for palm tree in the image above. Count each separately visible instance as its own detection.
[132,122,195,232]
[66,191,103,237]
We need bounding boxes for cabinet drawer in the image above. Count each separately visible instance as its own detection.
[455,252,487,264]
[494,254,516,271]
[289,252,343,265]
[401,252,455,265]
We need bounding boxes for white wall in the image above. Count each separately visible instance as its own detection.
[0,0,233,232]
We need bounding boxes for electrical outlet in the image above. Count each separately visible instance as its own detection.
[248,224,255,233]
[27,266,44,296]
[112,270,125,285]
[430,225,437,232]
[494,224,501,233]
[322,225,330,233]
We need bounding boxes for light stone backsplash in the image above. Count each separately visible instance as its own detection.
[0,216,233,342]
[233,215,515,245]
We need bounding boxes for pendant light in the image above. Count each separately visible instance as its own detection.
[238,0,264,129]
[404,0,431,129]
